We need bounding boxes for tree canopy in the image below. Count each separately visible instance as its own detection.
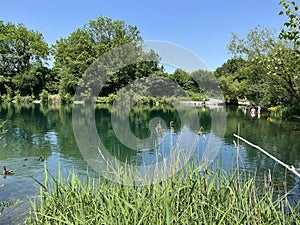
[0,21,49,97]
[53,16,162,101]
[217,0,300,109]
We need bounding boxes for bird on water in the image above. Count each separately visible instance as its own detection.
[3,166,15,175]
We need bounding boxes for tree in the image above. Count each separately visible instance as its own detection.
[276,0,300,106]
[191,69,221,98]
[12,62,51,97]
[53,16,161,99]
[226,23,300,107]
[255,0,300,107]
[170,69,195,91]
[214,58,249,104]
[0,21,49,96]
[279,0,300,51]
[53,28,96,97]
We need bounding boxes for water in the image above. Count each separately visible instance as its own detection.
[0,103,299,224]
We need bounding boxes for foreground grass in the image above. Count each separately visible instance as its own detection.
[26,165,300,225]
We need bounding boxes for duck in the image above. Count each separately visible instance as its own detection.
[37,156,44,162]
[198,127,204,135]
[197,127,206,141]
[170,121,174,132]
[3,166,15,175]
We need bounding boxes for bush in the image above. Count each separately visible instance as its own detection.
[60,93,73,104]
[48,94,61,104]
[39,90,49,103]
[0,94,12,103]
[268,106,300,119]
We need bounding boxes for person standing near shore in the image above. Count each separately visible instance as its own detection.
[250,106,261,118]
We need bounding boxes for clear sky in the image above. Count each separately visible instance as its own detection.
[0,0,286,71]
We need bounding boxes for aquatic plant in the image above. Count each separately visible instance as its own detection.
[26,163,300,225]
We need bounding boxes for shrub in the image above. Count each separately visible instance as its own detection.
[39,90,49,103]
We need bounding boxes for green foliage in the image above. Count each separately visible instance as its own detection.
[96,93,116,104]
[60,92,74,104]
[0,18,163,104]
[268,105,299,119]
[53,16,162,99]
[214,58,254,104]
[0,21,50,97]
[169,69,218,101]
[12,62,51,96]
[39,89,49,103]
[170,69,194,91]
[48,94,61,104]
[26,166,300,224]
[222,2,300,109]
[1,4,298,108]
[185,91,206,101]
[279,0,300,49]
[224,22,300,109]
[256,43,300,106]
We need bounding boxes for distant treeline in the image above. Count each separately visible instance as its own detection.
[0,0,299,117]
[0,17,216,104]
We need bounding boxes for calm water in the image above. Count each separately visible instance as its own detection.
[0,103,300,224]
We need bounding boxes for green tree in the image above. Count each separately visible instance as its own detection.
[214,58,253,104]
[226,23,300,107]
[191,69,220,98]
[221,27,279,105]
[53,28,95,97]
[257,0,300,107]
[53,16,161,99]
[170,69,195,91]
[0,21,49,96]
[279,0,300,50]
[12,62,51,97]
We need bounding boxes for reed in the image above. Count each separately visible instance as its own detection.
[25,162,300,225]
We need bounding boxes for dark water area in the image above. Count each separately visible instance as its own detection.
[0,103,299,224]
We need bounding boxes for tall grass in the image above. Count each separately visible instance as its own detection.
[25,163,300,225]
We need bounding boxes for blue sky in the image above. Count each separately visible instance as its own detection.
[0,0,286,71]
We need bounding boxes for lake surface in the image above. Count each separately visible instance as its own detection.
[0,103,300,224]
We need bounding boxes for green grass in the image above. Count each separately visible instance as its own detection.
[25,164,300,225]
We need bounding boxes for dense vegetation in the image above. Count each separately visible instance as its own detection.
[0,17,164,104]
[25,166,300,224]
[215,0,299,117]
[1,1,299,117]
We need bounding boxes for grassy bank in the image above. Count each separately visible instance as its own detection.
[25,164,300,225]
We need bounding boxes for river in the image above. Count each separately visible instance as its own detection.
[0,103,299,224]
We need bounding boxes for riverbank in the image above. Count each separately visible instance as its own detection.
[179,98,225,107]
[3,94,299,119]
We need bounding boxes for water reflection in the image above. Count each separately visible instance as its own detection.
[0,103,299,223]
[221,106,300,203]
[72,102,225,185]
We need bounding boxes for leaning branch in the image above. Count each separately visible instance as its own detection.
[293,115,300,120]
[233,134,300,178]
